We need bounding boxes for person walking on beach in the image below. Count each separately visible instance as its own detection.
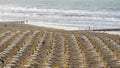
[42,40,45,46]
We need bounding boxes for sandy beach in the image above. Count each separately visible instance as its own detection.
[0,22,120,68]
[0,0,120,67]
[27,22,120,35]
[26,22,80,30]
[93,31,120,35]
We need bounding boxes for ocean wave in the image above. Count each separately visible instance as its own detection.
[0,5,120,29]
[0,5,120,15]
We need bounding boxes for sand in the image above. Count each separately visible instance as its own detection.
[26,22,120,35]
[103,31,120,35]
[26,22,84,31]
[93,31,120,35]
[0,22,120,36]
[0,22,120,68]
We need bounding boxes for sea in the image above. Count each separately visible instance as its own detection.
[0,0,120,30]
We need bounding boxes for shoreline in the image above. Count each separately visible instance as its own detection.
[93,31,120,35]
[0,22,120,35]
[27,23,120,35]
[26,23,80,31]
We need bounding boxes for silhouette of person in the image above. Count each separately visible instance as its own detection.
[4,24,7,27]
[42,40,45,45]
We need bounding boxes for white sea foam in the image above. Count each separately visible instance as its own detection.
[0,5,120,30]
